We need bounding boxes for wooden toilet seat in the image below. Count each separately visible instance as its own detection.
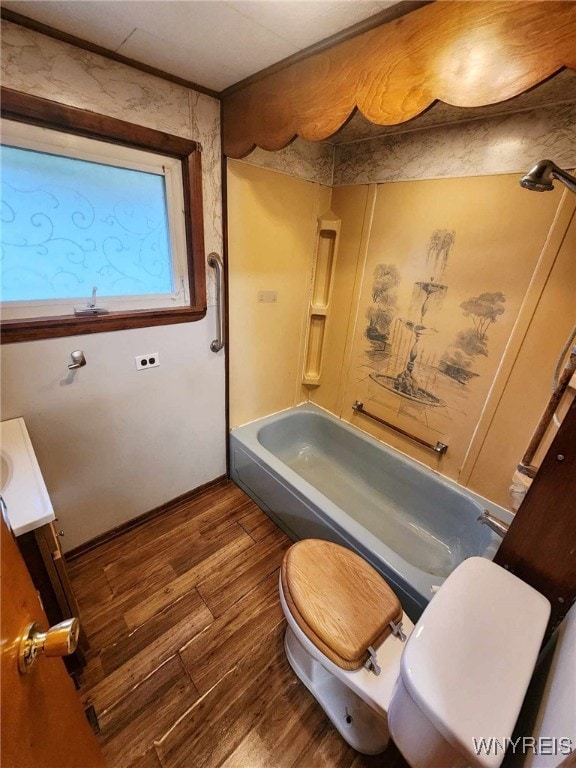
[281,539,403,671]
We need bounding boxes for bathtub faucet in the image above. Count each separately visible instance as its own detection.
[478,510,510,538]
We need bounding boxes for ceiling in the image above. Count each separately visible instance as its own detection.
[1,0,403,92]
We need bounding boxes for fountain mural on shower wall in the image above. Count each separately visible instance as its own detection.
[367,230,453,407]
[364,229,506,422]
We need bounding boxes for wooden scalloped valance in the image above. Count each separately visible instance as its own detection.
[222,1,576,159]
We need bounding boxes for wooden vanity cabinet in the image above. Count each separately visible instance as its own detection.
[17,521,88,679]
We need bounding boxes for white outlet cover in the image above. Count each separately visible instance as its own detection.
[135,353,160,370]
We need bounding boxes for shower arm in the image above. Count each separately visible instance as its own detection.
[551,167,576,194]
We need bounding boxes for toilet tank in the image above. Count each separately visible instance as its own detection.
[388,557,551,768]
[504,600,576,768]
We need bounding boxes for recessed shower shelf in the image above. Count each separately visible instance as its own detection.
[303,315,326,386]
[311,229,337,307]
[302,213,341,387]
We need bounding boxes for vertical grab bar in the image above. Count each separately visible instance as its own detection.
[518,347,576,477]
[208,252,224,353]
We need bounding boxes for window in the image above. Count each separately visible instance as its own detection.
[0,89,206,343]
[1,122,189,315]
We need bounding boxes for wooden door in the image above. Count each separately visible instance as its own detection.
[0,517,104,768]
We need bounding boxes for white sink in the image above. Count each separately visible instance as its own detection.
[0,418,55,536]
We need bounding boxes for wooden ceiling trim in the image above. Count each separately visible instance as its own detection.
[222,1,576,159]
[221,0,433,98]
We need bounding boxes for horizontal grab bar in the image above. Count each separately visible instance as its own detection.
[352,400,448,455]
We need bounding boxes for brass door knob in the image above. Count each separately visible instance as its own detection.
[18,618,80,674]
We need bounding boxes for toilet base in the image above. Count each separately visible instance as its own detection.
[284,626,391,755]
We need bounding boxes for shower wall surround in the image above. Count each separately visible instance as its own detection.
[228,99,576,509]
[312,176,575,505]
[227,161,332,429]
[320,106,576,506]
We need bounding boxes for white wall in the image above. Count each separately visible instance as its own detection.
[1,318,225,550]
[0,21,226,551]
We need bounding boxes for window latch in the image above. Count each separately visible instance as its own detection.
[74,286,109,316]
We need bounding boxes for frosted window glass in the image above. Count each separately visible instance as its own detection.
[0,145,173,302]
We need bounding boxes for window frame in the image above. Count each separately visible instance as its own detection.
[0,88,207,343]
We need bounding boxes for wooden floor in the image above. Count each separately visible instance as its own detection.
[69,480,409,768]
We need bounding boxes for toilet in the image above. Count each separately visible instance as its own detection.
[279,539,552,767]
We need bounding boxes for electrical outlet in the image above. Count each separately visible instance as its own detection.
[135,353,160,370]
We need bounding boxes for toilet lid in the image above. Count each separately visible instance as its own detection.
[281,539,402,670]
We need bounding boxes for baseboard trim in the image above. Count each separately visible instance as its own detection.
[65,475,228,561]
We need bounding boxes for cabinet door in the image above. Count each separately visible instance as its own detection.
[36,523,89,651]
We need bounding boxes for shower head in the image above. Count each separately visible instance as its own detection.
[520,160,576,194]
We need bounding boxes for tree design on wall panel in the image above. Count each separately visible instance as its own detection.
[440,293,506,383]
[365,264,400,346]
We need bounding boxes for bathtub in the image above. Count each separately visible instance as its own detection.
[230,403,510,621]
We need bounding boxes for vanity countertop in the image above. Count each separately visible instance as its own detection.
[0,417,55,536]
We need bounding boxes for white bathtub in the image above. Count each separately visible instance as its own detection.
[230,403,509,621]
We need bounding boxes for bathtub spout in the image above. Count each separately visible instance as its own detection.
[478,511,510,538]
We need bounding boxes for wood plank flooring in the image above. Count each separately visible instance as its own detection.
[69,480,409,768]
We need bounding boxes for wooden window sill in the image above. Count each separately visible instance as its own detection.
[1,305,207,344]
